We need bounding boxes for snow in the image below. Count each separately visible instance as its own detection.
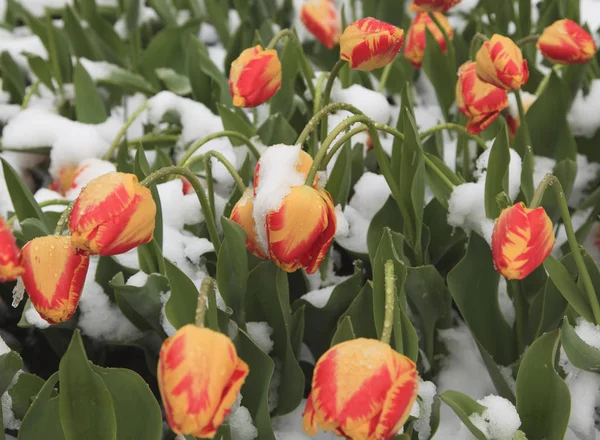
[33,188,67,212]
[126,271,149,288]
[0,28,47,69]
[1,370,22,430]
[532,155,556,189]
[157,179,203,230]
[457,395,521,440]
[569,154,600,207]
[160,292,176,337]
[300,286,336,308]
[272,399,337,440]
[64,158,117,200]
[497,278,515,328]
[0,335,10,355]
[114,4,159,39]
[246,322,274,354]
[17,0,73,16]
[568,80,600,138]
[23,301,51,329]
[554,208,594,256]
[229,405,258,440]
[412,380,437,440]
[330,84,391,125]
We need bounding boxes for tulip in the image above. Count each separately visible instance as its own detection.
[158,325,249,438]
[404,12,453,68]
[229,46,282,108]
[476,34,529,90]
[265,186,336,274]
[301,0,342,49]
[411,0,461,12]
[340,17,405,71]
[253,148,317,195]
[230,188,267,259]
[20,235,89,323]
[492,202,555,280]
[456,61,509,134]
[70,172,156,256]
[0,217,23,282]
[538,19,597,64]
[303,338,418,440]
[49,164,79,196]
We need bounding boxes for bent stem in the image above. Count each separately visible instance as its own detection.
[22,80,41,109]
[381,260,395,345]
[420,123,489,151]
[178,131,260,166]
[127,134,180,146]
[516,34,540,47]
[296,102,363,146]
[103,101,149,160]
[470,32,489,60]
[514,89,533,149]
[184,151,247,193]
[140,166,221,253]
[378,62,394,93]
[530,173,600,325]
[319,59,347,141]
[195,277,214,328]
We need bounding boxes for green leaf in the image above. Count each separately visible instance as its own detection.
[476,340,516,402]
[440,390,487,440]
[20,218,52,241]
[164,258,199,329]
[45,11,73,87]
[561,317,600,373]
[156,67,192,95]
[331,316,356,346]
[516,330,570,440]
[74,62,108,123]
[391,83,413,179]
[339,282,378,340]
[147,0,177,26]
[326,142,352,207]
[204,0,230,46]
[63,6,104,60]
[484,125,511,218]
[95,64,157,95]
[186,36,232,107]
[90,366,162,440]
[124,0,141,33]
[58,330,117,440]
[1,158,48,230]
[0,351,23,395]
[9,373,46,421]
[217,104,256,144]
[269,38,299,118]
[0,52,25,103]
[424,153,465,209]
[447,233,517,365]
[421,28,455,121]
[134,145,163,251]
[18,373,65,440]
[26,54,55,92]
[257,113,298,145]
[367,197,403,261]
[521,146,535,204]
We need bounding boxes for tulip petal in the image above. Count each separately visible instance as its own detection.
[303,392,319,436]
[301,0,341,49]
[538,19,597,64]
[0,217,23,282]
[230,188,267,259]
[476,35,528,90]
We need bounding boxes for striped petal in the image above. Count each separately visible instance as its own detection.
[0,216,23,282]
[476,34,529,90]
[229,46,282,108]
[301,0,342,49]
[404,12,453,68]
[538,19,597,65]
[230,188,267,259]
[20,235,89,324]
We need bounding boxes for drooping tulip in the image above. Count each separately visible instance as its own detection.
[538,19,597,64]
[301,0,342,49]
[404,12,454,68]
[230,188,267,259]
[476,34,529,90]
[0,217,23,283]
[411,0,461,12]
[158,325,249,438]
[303,338,419,440]
[456,61,509,134]
[229,46,282,108]
[491,202,555,280]
[20,235,89,323]
[340,17,405,71]
[70,172,156,256]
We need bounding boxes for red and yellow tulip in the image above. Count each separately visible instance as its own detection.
[229,46,282,108]
[301,0,342,49]
[20,235,89,323]
[456,61,509,134]
[411,0,461,12]
[492,202,555,280]
[340,18,405,71]
[158,325,249,438]
[0,217,23,283]
[476,34,529,91]
[303,338,418,440]
[230,188,267,259]
[69,172,156,256]
[538,19,597,65]
[404,12,453,68]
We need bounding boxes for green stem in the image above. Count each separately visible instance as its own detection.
[378,62,393,93]
[309,72,329,156]
[204,155,216,231]
[21,80,41,109]
[195,277,213,328]
[140,166,221,253]
[381,260,395,345]
[54,202,75,235]
[420,123,489,151]
[535,65,563,96]
[127,134,180,146]
[187,151,247,193]
[516,34,540,47]
[514,89,532,149]
[509,280,527,354]
[320,60,347,141]
[177,131,260,166]
[296,102,363,146]
[429,12,456,72]
[470,32,489,61]
[6,199,70,229]
[103,101,149,160]
[530,174,600,325]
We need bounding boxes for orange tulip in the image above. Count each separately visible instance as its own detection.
[404,12,453,68]
[70,172,156,256]
[340,18,405,71]
[301,0,342,49]
[492,202,555,280]
[20,235,89,324]
[411,0,461,12]
[456,61,509,134]
[230,188,267,259]
[266,186,336,274]
[253,148,317,195]
[476,34,529,90]
[0,217,23,282]
[538,19,597,64]
[158,325,249,438]
[303,338,418,440]
[229,46,282,108]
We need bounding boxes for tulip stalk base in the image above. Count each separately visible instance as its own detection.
[381,260,395,345]
[530,173,600,325]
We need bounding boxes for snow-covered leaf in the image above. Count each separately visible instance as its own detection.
[561,317,600,373]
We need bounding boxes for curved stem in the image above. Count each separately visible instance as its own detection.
[204,155,216,230]
[312,72,328,115]
[177,131,260,166]
[470,32,489,61]
[420,123,489,151]
[140,166,221,253]
[320,59,347,141]
[322,124,369,166]
[514,89,532,149]
[103,101,149,160]
[127,134,180,146]
[22,80,41,109]
[429,12,456,72]
[530,174,600,325]
[188,151,247,193]
[381,260,396,345]
[54,202,75,235]
[378,62,394,93]
[516,34,540,47]
[195,277,214,328]
[296,102,363,146]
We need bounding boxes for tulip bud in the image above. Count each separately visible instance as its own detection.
[340,18,405,71]
[538,19,597,65]
[229,46,282,108]
[301,0,342,49]
[303,338,418,439]
[404,12,453,68]
[158,325,249,438]
[20,235,90,323]
[456,61,509,134]
[492,202,555,280]
[0,217,23,283]
[476,34,529,91]
[70,172,156,256]
[230,188,267,259]
[411,0,461,12]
